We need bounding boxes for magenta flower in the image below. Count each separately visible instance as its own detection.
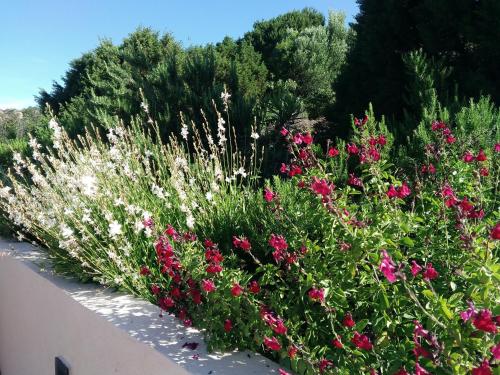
[463,151,475,163]
[269,234,288,251]
[397,182,411,198]
[318,358,334,373]
[411,261,422,276]
[311,177,334,197]
[379,250,398,283]
[491,342,500,360]
[308,287,325,302]
[263,188,276,202]
[490,223,500,240]
[386,185,398,198]
[231,283,244,297]
[472,309,497,333]
[472,359,492,375]
[422,263,438,281]
[351,331,373,350]
[327,147,339,157]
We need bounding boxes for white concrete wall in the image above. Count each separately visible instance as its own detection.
[0,240,282,375]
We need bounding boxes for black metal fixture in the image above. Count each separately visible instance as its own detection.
[55,357,69,375]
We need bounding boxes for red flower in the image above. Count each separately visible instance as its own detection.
[354,115,368,127]
[308,287,325,302]
[224,319,232,332]
[431,120,446,131]
[328,147,339,157]
[476,149,487,162]
[288,164,302,177]
[287,345,298,358]
[397,182,411,198]
[165,224,177,237]
[463,151,475,163]
[386,185,398,198]
[183,319,192,327]
[201,279,216,293]
[311,177,334,197]
[263,336,281,351]
[159,296,175,310]
[233,236,251,251]
[490,223,500,240]
[351,331,373,350]
[206,264,223,273]
[263,188,276,202]
[140,265,151,276]
[379,250,398,283]
[480,167,489,176]
[459,197,474,212]
[472,360,493,375]
[346,143,359,155]
[150,284,161,295]
[318,358,334,373]
[393,369,409,375]
[280,127,289,136]
[422,263,438,281]
[269,234,288,251]
[331,337,343,349]
[248,280,260,294]
[342,313,355,328]
[302,133,313,145]
[348,173,363,187]
[231,283,244,297]
[446,135,456,144]
[411,261,422,276]
[427,164,436,174]
[377,134,387,146]
[472,309,497,333]
[271,319,288,335]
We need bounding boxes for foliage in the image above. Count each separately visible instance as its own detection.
[1,98,499,374]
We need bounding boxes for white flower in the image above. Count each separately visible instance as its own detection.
[0,186,11,198]
[80,174,98,197]
[140,102,149,112]
[251,131,260,140]
[108,221,122,238]
[186,214,195,229]
[60,224,74,239]
[114,198,125,206]
[205,191,213,201]
[181,123,189,140]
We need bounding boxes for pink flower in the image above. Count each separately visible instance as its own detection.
[491,223,500,240]
[411,261,422,276]
[308,287,325,302]
[318,358,334,373]
[278,369,291,375]
[472,360,492,375]
[224,319,232,332]
[476,149,487,162]
[460,302,476,322]
[386,185,398,198]
[263,336,281,351]
[293,133,303,145]
[342,313,355,328]
[271,319,288,335]
[463,151,475,163]
[183,319,193,327]
[427,164,436,174]
[231,283,244,297]
[311,177,334,197]
[328,147,339,157]
[280,127,289,136]
[446,135,456,144]
[379,250,398,283]
[201,279,216,293]
[248,280,260,294]
[495,143,500,152]
[472,309,497,333]
[269,234,288,251]
[422,263,438,281]
[351,331,373,350]
[263,188,276,202]
[491,342,500,360]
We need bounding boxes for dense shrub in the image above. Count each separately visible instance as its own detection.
[1,94,499,374]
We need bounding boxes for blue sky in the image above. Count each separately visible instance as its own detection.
[0,1,358,109]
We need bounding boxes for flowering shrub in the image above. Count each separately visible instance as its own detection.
[0,99,499,374]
